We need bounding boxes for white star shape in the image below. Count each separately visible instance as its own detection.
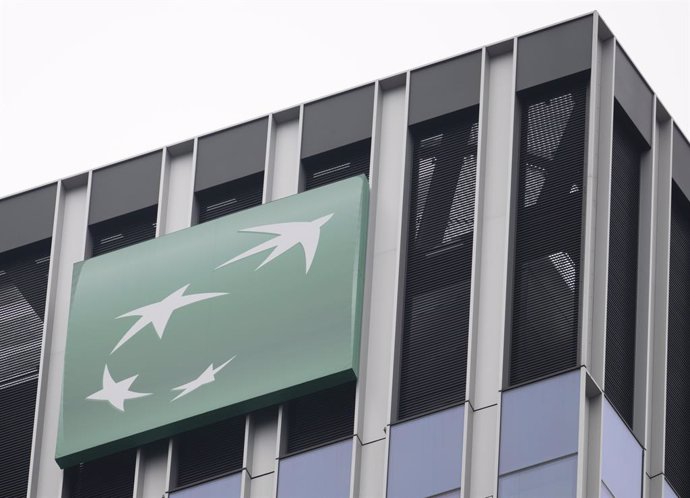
[112,284,227,353]
[216,214,334,274]
[171,356,236,401]
[86,365,151,412]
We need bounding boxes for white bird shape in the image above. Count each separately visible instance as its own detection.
[170,356,236,401]
[86,365,151,412]
[216,214,334,273]
[112,284,227,353]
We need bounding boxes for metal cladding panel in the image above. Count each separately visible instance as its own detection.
[303,140,370,191]
[509,75,588,386]
[301,85,375,159]
[0,239,50,498]
[516,16,593,91]
[89,151,162,225]
[615,48,653,146]
[666,182,690,498]
[398,107,479,420]
[0,184,56,253]
[90,206,158,257]
[408,51,482,125]
[285,382,356,454]
[672,126,690,201]
[605,106,645,428]
[69,450,136,498]
[195,118,268,192]
[0,377,39,498]
[56,176,368,467]
[0,239,52,383]
[197,172,264,224]
[175,416,245,488]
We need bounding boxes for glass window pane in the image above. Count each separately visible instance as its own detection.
[499,370,580,475]
[169,473,242,498]
[498,454,577,498]
[601,400,643,498]
[277,439,352,498]
[664,479,680,498]
[601,481,615,498]
[387,405,464,498]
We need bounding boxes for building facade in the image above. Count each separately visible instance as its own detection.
[1,11,689,498]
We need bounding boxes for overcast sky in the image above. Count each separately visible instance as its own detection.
[1,0,688,199]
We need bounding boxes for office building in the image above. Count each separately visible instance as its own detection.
[1,11,689,498]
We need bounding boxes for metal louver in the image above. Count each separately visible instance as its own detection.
[397,107,479,420]
[197,172,264,223]
[0,239,50,498]
[666,182,690,498]
[90,206,158,257]
[285,382,355,454]
[303,139,370,191]
[509,74,588,387]
[605,106,646,428]
[69,450,136,498]
[175,416,245,488]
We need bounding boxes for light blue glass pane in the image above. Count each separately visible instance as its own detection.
[387,405,464,498]
[601,400,643,498]
[277,438,352,498]
[601,481,615,498]
[664,478,680,498]
[498,455,577,498]
[499,370,580,475]
[169,473,242,498]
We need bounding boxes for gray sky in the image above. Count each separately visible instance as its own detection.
[1,0,688,199]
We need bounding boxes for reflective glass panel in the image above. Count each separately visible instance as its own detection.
[277,438,352,498]
[499,454,577,498]
[499,370,580,475]
[387,405,464,498]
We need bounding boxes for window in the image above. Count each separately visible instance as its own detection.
[509,74,588,386]
[284,382,355,454]
[398,107,479,420]
[302,140,370,191]
[277,438,352,498]
[174,416,245,489]
[0,239,51,498]
[196,172,264,223]
[605,105,647,427]
[387,405,464,498]
[666,182,690,498]
[66,450,136,498]
[278,384,355,498]
[90,206,157,257]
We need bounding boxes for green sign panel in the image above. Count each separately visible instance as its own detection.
[56,176,368,467]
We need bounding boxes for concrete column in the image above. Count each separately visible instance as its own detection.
[29,175,91,498]
[352,74,407,498]
[644,103,673,497]
[134,142,196,498]
[462,39,516,498]
[245,106,302,498]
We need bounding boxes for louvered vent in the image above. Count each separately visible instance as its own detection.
[303,139,370,191]
[175,416,245,488]
[286,382,355,454]
[197,172,264,223]
[90,206,157,257]
[0,239,50,498]
[666,182,690,498]
[509,75,588,387]
[397,108,479,420]
[69,450,136,498]
[605,106,646,427]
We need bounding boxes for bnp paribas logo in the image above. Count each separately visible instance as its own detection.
[86,215,333,412]
[57,176,367,468]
